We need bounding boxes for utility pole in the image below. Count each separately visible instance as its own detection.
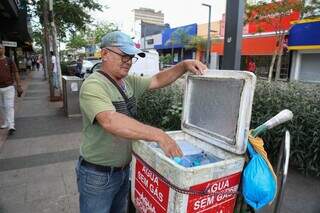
[202,3,212,68]
[221,0,245,70]
[43,0,54,99]
[49,0,62,99]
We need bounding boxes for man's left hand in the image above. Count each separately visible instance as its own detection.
[182,60,208,75]
[17,86,23,97]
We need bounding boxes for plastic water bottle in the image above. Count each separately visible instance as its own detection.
[173,152,221,168]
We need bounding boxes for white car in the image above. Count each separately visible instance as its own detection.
[81,60,101,76]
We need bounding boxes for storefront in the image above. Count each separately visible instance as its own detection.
[288,19,320,83]
[154,24,197,63]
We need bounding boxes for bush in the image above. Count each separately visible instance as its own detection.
[137,80,320,177]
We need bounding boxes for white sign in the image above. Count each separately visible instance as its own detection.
[2,41,17,47]
[70,82,78,92]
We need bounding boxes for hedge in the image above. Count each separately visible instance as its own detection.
[137,80,320,177]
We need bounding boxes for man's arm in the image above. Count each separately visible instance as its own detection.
[11,61,23,96]
[96,111,182,157]
[148,59,207,90]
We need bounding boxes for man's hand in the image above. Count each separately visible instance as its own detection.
[17,85,23,97]
[157,131,183,158]
[182,59,208,75]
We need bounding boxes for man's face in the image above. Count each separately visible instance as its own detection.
[101,47,135,80]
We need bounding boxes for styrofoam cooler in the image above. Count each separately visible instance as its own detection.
[131,70,256,213]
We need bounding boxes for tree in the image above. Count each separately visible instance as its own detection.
[246,0,303,81]
[165,28,192,63]
[246,0,320,81]
[92,23,119,44]
[66,32,89,50]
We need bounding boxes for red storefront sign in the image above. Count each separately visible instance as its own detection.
[134,159,170,213]
[187,173,241,213]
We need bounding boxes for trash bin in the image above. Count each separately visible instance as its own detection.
[131,70,256,213]
[62,76,83,117]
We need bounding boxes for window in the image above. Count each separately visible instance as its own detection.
[147,39,154,45]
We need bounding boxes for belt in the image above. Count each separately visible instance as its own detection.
[79,157,129,173]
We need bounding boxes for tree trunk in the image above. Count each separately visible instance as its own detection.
[51,14,62,96]
[171,46,174,64]
[268,54,277,82]
[181,48,184,61]
[275,48,283,81]
[275,34,285,81]
[42,44,47,80]
[43,0,54,99]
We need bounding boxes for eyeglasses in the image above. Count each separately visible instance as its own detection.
[104,48,138,64]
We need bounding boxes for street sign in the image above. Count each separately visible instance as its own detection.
[2,41,17,47]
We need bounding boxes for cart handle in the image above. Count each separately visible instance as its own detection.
[252,109,293,137]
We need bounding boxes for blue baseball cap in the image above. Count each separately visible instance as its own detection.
[100,31,145,58]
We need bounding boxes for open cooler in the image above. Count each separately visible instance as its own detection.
[131,70,256,213]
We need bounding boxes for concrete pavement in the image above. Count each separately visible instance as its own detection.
[0,70,319,213]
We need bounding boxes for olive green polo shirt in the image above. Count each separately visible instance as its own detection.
[79,71,152,167]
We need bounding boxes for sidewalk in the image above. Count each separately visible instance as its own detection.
[0,71,81,213]
[0,71,319,213]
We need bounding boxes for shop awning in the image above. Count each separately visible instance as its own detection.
[288,19,320,50]
[212,35,278,56]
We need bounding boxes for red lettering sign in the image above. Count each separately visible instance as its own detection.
[187,173,241,213]
[134,159,170,213]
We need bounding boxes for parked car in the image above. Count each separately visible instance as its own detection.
[81,59,100,77]
[84,51,160,79]
[83,60,102,79]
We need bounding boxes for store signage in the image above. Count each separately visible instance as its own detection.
[2,41,17,47]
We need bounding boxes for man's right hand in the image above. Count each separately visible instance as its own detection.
[157,131,183,158]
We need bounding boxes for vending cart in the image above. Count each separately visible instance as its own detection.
[131,70,256,213]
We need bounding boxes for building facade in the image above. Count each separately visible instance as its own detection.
[154,24,197,63]
[288,19,320,83]
[0,0,32,70]
[133,8,164,25]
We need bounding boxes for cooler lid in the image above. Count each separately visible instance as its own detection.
[181,70,256,155]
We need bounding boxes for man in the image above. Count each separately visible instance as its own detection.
[247,57,256,73]
[0,44,23,134]
[76,31,207,213]
[51,51,59,89]
[75,56,83,78]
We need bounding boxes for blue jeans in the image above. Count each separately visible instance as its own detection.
[75,159,130,213]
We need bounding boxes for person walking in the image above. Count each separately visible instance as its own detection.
[0,43,23,134]
[76,31,207,213]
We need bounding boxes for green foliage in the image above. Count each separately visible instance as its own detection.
[159,54,173,65]
[245,0,304,33]
[137,80,320,176]
[67,32,88,49]
[187,36,207,52]
[30,0,103,39]
[137,83,183,130]
[93,23,119,43]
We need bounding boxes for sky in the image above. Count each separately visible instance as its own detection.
[91,0,227,33]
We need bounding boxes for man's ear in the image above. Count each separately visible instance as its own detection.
[101,48,108,57]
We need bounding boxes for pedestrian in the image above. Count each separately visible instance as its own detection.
[51,52,59,89]
[247,56,256,73]
[75,55,83,78]
[0,43,23,135]
[26,57,32,71]
[76,31,207,213]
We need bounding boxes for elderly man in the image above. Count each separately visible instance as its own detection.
[76,31,207,213]
[0,44,23,135]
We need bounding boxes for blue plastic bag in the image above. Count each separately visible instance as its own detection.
[242,142,277,209]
